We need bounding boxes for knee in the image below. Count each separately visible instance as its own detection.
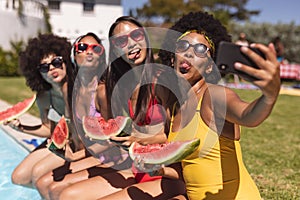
[31,164,47,185]
[58,187,79,200]
[11,167,30,185]
[48,181,68,200]
[35,174,52,197]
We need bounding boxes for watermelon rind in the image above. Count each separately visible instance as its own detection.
[47,116,69,149]
[83,116,131,140]
[129,138,200,166]
[47,141,59,151]
[0,94,36,124]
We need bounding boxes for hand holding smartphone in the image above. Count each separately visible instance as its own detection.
[216,41,265,81]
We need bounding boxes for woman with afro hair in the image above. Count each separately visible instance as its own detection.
[99,11,280,200]
[6,33,76,189]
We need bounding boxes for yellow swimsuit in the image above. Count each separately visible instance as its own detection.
[168,97,261,200]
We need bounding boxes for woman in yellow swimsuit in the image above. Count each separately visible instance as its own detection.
[158,11,280,200]
[99,11,281,200]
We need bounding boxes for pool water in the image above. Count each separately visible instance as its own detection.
[0,127,41,199]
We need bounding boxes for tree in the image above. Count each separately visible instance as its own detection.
[133,0,260,26]
[229,22,300,64]
[134,0,201,24]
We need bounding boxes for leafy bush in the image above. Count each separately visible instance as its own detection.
[0,40,24,76]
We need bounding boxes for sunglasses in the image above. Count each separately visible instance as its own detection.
[176,40,210,58]
[75,43,104,55]
[111,28,145,48]
[38,56,63,73]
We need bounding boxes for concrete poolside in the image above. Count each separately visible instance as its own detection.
[0,99,44,152]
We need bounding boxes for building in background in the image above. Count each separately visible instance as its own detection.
[0,0,123,50]
[0,0,46,50]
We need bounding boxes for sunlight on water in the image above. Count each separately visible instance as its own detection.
[0,127,40,200]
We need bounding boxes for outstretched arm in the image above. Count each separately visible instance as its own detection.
[217,43,281,127]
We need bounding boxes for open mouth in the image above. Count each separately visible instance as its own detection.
[128,48,141,60]
[179,60,191,74]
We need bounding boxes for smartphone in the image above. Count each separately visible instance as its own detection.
[215,41,265,81]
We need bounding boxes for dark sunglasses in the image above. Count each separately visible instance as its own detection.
[37,56,63,73]
[75,43,104,55]
[176,40,210,58]
[111,28,145,48]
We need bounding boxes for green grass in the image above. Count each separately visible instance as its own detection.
[0,77,39,116]
[0,77,299,199]
[235,89,300,199]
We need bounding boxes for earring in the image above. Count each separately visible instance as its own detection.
[205,65,213,75]
[204,62,221,84]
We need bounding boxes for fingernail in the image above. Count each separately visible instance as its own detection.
[241,46,248,52]
[235,62,242,69]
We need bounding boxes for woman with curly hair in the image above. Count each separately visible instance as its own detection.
[35,32,112,200]
[98,11,280,200]
[6,33,76,188]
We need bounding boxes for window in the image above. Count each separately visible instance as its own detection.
[83,0,95,12]
[48,0,60,10]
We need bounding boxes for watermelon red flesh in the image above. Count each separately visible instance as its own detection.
[83,116,130,140]
[48,116,69,149]
[129,138,200,165]
[0,94,36,124]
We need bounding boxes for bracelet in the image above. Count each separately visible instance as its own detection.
[18,124,24,131]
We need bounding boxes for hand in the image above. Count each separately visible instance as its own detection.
[110,135,137,147]
[234,43,281,104]
[4,118,23,132]
[133,156,164,176]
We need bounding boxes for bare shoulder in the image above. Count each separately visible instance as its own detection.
[203,84,242,109]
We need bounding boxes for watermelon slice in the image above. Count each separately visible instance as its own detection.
[82,116,131,140]
[47,116,69,150]
[0,94,36,124]
[129,138,200,166]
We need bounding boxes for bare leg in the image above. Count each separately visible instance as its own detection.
[57,169,136,200]
[97,178,186,200]
[36,155,101,199]
[11,148,51,188]
[31,150,65,186]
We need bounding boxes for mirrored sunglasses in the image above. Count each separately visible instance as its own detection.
[75,43,104,55]
[111,28,145,48]
[37,56,63,73]
[176,40,210,58]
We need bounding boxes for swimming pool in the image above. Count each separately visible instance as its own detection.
[0,127,41,199]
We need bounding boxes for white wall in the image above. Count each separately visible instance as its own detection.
[0,0,123,50]
[50,2,123,42]
[0,11,46,50]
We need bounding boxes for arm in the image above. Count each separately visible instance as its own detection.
[110,123,167,147]
[156,163,182,179]
[5,93,52,137]
[214,43,280,127]
[95,82,110,120]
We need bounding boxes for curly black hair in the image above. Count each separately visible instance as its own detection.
[158,11,232,67]
[19,33,73,92]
